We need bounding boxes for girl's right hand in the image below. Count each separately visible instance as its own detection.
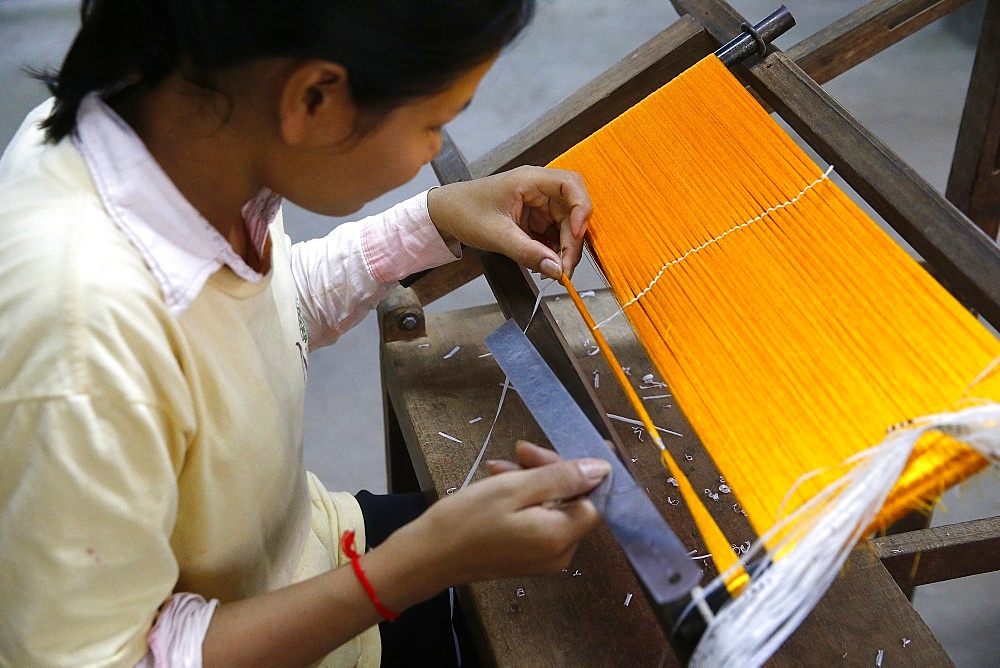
[201,443,609,666]
[383,441,610,602]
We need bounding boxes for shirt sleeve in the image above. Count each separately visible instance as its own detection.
[0,264,188,665]
[139,593,219,667]
[290,190,460,349]
[0,394,184,667]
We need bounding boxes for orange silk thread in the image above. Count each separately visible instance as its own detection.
[548,54,997,560]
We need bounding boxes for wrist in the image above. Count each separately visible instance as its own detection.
[356,518,452,615]
[425,184,459,246]
[342,531,399,621]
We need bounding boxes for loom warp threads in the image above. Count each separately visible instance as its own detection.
[549,54,1000,664]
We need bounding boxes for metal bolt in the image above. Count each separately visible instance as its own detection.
[399,313,419,331]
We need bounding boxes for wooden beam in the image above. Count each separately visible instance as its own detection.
[470,16,715,178]
[946,0,1000,238]
[407,253,482,305]
[475,0,978,181]
[884,510,935,600]
[786,0,972,86]
[871,516,1000,588]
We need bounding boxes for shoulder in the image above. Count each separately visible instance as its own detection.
[0,124,179,402]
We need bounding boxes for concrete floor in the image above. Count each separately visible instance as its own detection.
[2,0,997,664]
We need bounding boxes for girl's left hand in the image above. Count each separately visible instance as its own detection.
[426,166,592,280]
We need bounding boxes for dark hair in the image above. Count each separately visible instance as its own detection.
[35,0,535,143]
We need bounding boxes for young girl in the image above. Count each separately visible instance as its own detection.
[0,1,611,665]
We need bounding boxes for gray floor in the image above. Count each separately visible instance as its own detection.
[2,0,997,664]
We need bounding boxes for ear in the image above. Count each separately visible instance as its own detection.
[278,60,356,146]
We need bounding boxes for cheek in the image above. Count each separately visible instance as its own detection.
[395,138,440,180]
[428,134,443,161]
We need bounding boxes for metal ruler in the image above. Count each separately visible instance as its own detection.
[485,319,700,604]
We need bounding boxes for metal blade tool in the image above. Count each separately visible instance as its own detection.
[485,319,701,603]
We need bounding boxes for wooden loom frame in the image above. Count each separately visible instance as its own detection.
[377,1,1000,664]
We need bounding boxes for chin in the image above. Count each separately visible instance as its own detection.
[330,201,367,217]
[295,198,367,218]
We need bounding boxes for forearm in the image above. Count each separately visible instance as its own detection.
[201,524,444,667]
[172,446,608,666]
[291,191,459,350]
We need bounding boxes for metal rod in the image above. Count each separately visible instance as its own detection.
[714,5,795,66]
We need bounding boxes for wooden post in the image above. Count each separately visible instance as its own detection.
[378,286,426,493]
[785,0,973,85]
[947,0,1000,238]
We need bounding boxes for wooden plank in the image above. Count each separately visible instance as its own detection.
[675,0,1000,330]
[408,252,482,305]
[791,543,954,666]
[871,516,1000,588]
[378,286,426,493]
[786,0,972,86]
[381,301,674,667]
[381,291,950,665]
[946,0,1000,238]
[382,389,420,494]
[884,510,935,600]
[470,16,715,178]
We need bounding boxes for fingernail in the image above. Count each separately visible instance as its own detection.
[540,258,562,279]
[577,459,611,481]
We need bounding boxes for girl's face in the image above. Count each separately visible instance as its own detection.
[269,59,493,217]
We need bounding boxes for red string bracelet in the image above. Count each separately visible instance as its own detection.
[341,530,400,622]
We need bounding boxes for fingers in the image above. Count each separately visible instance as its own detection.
[510,167,592,280]
[487,442,609,507]
[486,441,558,475]
[485,459,521,475]
[427,167,592,281]
[512,456,611,510]
[423,447,608,584]
[515,166,592,238]
[514,440,562,468]
[494,222,563,280]
[559,224,585,280]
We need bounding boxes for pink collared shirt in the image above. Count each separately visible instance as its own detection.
[73,92,459,347]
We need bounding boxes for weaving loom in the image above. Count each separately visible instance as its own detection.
[378,1,1000,664]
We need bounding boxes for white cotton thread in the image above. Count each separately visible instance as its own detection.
[961,354,1000,400]
[593,166,835,331]
[688,401,1000,667]
[690,586,716,625]
[606,413,682,437]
